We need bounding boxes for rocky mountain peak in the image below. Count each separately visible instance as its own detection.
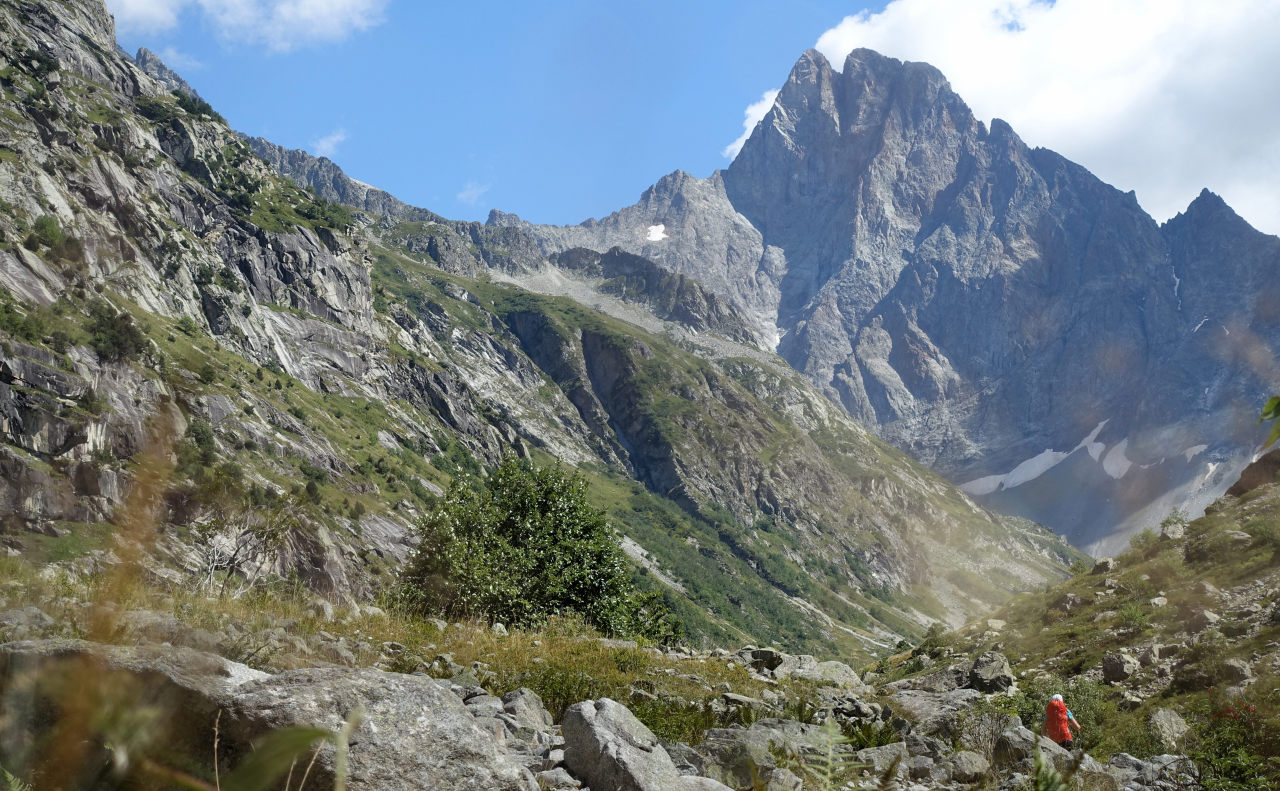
[485,208,530,228]
[1166,187,1241,230]
[134,46,201,99]
[514,44,1280,555]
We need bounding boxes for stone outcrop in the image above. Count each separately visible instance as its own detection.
[561,698,731,791]
[968,651,1014,692]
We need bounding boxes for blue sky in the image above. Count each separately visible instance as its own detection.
[109,1,869,225]
[107,0,1280,233]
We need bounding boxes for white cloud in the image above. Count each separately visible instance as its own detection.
[456,180,491,206]
[107,0,387,51]
[311,128,347,158]
[107,0,186,32]
[802,0,1280,234]
[722,89,779,160]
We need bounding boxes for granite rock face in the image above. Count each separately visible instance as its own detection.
[133,47,200,99]
[517,48,1280,554]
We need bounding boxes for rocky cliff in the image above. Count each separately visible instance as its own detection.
[0,0,1083,656]
[514,48,1280,555]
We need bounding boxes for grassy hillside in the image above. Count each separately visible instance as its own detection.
[874,465,1280,787]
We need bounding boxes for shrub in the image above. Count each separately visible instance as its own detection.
[134,95,178,123]
[1186,681,1280,789]
[1012,676,1114,755]
[1115,601,1150,631]
[31,214,65,248]
[398,458,678,640]
[176,316,201,336]
[86,301,148,362]
[173,90,224,123]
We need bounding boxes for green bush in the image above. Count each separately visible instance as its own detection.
[1115,601,1150,631]
[86,301,148,362]
[1012,676,1114,754]
[134,95,178,123]
[1186,682,1280,789]
[398,458,678,640]
[31,214,65,248]
[173,90,224,123]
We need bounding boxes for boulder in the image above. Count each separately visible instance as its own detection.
[535,767,580,789]
[0,640,536,791]
[855,742,908,776]
[788,660,864,689]
[905,755,934,780]
[1159,521,1187,540]
[1148,708,1189,752]
[1192,581,1220,597]
[909,663,967,693]
[733,647,817,680]
[968,651,1015,692]
[1137,644,1167,666]
[1091,557,1116,574]
[1036,737,1074,771]
[1188,610,1221,632]
[1102,651,1140,683]
[905,733,948,760]
[949,750,990,783]
[1222,658,1253,685]
[225,667,537,791]
[0,637,262,771]
[890,688,983,737]
[503,687,554,732]
[691,720,835,788]
[993,726,1038,767]
[562,698,730,791]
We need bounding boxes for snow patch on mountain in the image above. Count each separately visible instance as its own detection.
[960,421,1110,495]
[1103,439,1134,479]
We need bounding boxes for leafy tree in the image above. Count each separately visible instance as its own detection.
[86,300,148,362]
[399,458,678,640]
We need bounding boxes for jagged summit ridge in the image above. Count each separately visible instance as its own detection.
[0,0,1085,661]
[122,41,1279,555]
[515,47,1280,554]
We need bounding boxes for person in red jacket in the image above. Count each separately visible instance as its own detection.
[1042,693,1081,751]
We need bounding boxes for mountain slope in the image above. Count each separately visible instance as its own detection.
[0,0,1083,658]
[511,48,1280,554]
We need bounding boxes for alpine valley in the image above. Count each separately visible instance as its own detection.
[3,1,1280,790]
[0,0,1087,661]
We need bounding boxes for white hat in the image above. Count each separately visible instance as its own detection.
[1051,694,1063,702]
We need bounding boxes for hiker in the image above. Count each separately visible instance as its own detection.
[1042,693,1081,750]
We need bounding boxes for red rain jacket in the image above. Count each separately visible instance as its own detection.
[1045,699,1072,742]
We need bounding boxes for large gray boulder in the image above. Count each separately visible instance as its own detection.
[968,651,1015,692]
[224,667,537,791]
[562,698,731,791]
[0,638,263,770]
[502,687,555,732]
[1102,651,1141,683]
[890,687,983,737]
[992,726,1039,767]
[856,742,908,777]
[688,719,860,789]
[1148,708,1189,752]
[948,750,990,783]
[789,659,864,689]
[0,639,538,791]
